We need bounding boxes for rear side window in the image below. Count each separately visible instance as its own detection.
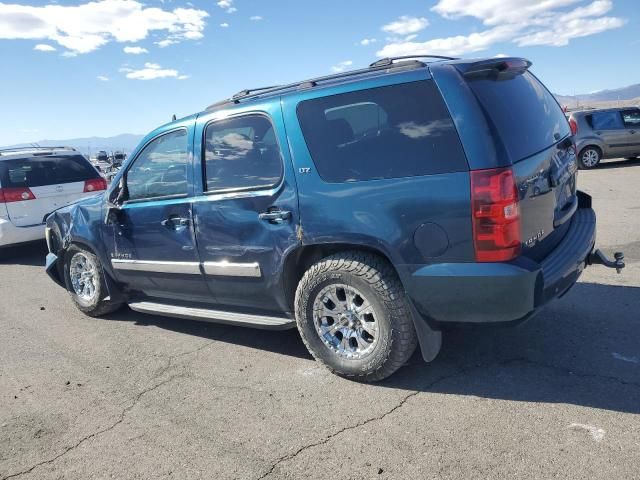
[590,111,624,130]
[204,115,283,192]
[296,80,467,183]
[467,71,570,162]
[0,155,98,188]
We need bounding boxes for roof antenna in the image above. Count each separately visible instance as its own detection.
[171,114,177,121]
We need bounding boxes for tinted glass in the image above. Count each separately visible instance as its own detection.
[126,129,189,201]
[0,155,98,188]
[296,80,467,182]
[467,71,570,162]
[204,115,283,191]
[621,109,640,127]
[591,111,623,130]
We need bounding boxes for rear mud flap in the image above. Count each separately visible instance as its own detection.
[407,299,442,363]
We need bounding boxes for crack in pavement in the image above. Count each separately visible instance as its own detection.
[0,338,222,480]
[256,355,640,479]
[1,374,185,480]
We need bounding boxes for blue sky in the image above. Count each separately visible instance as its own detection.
[0,0,638,145]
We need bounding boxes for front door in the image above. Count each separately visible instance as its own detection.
[192,105,300,312]
[621,109,640,157]
[105,127,210,302]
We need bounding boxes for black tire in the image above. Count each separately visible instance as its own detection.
[63,245,123,317]
[578,146,602,169]
[294,251,418,382]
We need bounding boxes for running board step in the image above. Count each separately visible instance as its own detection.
[128,301,296,330]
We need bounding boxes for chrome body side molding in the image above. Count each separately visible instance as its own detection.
[111,259,201,275]
[202,261,261,278]
[128,301,295,330]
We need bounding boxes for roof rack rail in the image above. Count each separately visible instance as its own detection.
[206,58,433,110]
[232,85,283,100]
[369,55,458,68]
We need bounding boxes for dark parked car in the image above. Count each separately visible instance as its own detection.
[44,56,624,381]
[112,151,126,167]
[568,107,640,168]
[95,150,109,163]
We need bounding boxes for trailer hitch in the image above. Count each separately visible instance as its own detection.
[588,249,625,274]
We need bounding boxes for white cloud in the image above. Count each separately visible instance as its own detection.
[220,22,229,28]
[177,74,190,80]
[0,0,209,54]
[97,75,109,81]
[360,38,377,46]
[382,16,429,35]
[250,15,263,21]
[34,43,56,51]
[156,39,177,48]
[123,45,148,54]
[331,60,353,73]
[217,0,236,13]
[377,0,625,58]
[125,62,184,80]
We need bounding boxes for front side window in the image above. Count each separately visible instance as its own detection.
[296,80,467,183]
[204,115,283,192]
[126,129,189,201]
[621,109,640,128]
[590,111,623,130]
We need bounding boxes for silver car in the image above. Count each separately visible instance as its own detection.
[569,107,640,168]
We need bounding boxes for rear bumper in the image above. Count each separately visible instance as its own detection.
[0,218,45,247]
[400,205,596,324]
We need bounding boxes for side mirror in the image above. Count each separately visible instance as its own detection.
[105,176,128,225]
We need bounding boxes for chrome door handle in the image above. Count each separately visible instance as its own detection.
[258,210,291,224]
[161,216,190,228]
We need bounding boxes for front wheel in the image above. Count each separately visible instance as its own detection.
[294,252,418,382]
[578,147,601,169]
[64,245,123,317]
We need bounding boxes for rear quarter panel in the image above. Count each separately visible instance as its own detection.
[280,70,474,267]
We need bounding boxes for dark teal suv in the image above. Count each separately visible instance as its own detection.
[44,56,624,381]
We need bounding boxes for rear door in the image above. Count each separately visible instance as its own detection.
[621,109,640,156]
[192,104,300,312]
[462,67,578,261]
[588,111,629,158]
[0,154,102,227]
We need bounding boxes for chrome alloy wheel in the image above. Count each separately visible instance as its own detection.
[69,252,98,302]
[312,284,379,359]
[582,148,600,168]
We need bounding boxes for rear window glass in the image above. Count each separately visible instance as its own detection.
[0,155,98,188]
[467,71,570,162]
[296,80,467,183]
[589,111,624,130]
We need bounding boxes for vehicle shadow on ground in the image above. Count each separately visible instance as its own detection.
[597,157,640,170]
[0,241,47,266]
[106,282,640,414]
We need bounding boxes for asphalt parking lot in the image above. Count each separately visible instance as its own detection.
[1,159,639,480]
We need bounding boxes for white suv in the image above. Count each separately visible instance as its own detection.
[0,147,106,249]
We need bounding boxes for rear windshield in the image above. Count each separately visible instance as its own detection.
[467,71,570,162]
[0,155,99,188]
[296,80,468,183]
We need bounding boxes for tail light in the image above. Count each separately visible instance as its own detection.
[84,178,107,192]
[0,187,36,203]
[470,167,521,262]
[569,117,578,136]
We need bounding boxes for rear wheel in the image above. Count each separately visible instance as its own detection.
[578,146,601,169]
[294,252,418,382]
[64,245,123,317]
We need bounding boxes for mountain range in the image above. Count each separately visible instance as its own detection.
[1,133,144,157]
[3,83,639,153]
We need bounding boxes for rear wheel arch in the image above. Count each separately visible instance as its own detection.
[282,242,400,311]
